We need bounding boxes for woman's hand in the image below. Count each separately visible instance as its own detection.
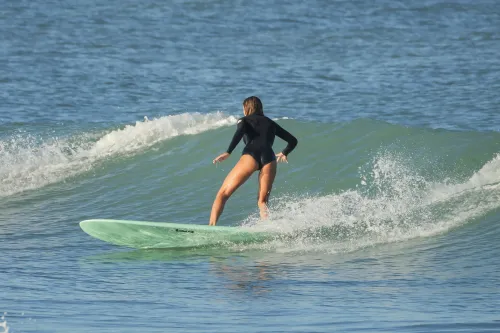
[213,152,230,164]
[276,152,288,163]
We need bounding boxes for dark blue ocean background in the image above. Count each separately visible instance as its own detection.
[1,0,500,332]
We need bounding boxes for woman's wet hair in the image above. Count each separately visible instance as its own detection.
[243,96,263,116]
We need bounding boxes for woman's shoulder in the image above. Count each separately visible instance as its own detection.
[261,115,276,125]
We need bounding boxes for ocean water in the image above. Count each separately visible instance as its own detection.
[1,0,500,332]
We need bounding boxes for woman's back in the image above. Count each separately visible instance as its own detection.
[241,114,277,148]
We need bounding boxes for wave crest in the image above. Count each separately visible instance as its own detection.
[0,112,236,197]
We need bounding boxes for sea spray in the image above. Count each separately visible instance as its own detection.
[0,313,8,333]
[0,112,237,197]
[241,151,500,254]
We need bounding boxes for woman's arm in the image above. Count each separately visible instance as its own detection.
[226,119,246,154]
[213,119,246,164]
[275,122,298,156]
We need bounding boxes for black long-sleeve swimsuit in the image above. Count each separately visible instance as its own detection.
[226,114,298,169]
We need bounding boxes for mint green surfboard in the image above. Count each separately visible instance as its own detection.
[80,219,274,249]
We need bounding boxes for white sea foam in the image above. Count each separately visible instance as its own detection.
[0,312,9,333]
[0,112,237,197]
[241,152,500,254]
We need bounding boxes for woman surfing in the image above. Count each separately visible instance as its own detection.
[209,96,298,225]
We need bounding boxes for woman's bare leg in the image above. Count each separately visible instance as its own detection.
[209,155,258,225]
[257,160,277,219]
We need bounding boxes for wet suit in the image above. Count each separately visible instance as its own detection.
[226,114,298,169]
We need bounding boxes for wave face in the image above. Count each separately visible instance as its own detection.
[2,114,499,255]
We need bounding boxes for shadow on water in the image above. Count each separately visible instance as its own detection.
[82,246,242,262]
[80,247,299,295]
[78,245,415,297]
